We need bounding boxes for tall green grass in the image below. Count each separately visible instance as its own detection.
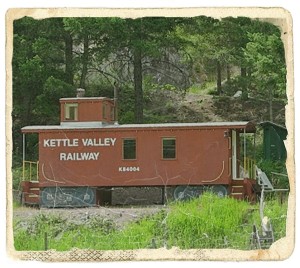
[13,193,287,251]
[167,193,251,249]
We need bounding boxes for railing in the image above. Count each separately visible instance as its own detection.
[22,160,39,181]
[243,157,256,179]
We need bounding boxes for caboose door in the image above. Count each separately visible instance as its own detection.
[232,130,238,179]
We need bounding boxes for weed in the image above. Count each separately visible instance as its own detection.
[13,193,288,251]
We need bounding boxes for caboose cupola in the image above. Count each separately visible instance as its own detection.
[59,88,117,127]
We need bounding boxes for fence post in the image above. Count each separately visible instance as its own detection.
[44,232,48,251]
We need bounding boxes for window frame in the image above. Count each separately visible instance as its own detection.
[110,105,115,121]
[122,138,137,160]
[64,103,78,121]
[162,137,177,160]
[102,103,107,119]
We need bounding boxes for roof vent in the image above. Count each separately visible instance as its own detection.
[76,88,85,98]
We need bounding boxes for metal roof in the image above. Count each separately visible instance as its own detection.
[115,121,254,129]
[59,97,111,101]
[21,121,256,133]
[259,121,287,130]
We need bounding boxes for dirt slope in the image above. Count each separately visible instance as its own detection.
[154,90,286,125]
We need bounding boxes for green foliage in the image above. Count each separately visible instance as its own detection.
[221,76,249,96]
[12,166,23,190]
[167,193,251,249]
[14,213,117,251]
[261,198,288,240]
[187,84,202,94]
[12,16,287,172]
[257,160,288,189]
[187,82,216,95]
[33,76,74,124]
[143,112,174,124]
[243,32,286,99]
[84,79,114,98]
[119,111,135,124]
[117,84,136,124]
[14,193,287,251]
[254,135,288,189]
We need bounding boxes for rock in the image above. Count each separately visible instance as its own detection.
[233,90,242,98]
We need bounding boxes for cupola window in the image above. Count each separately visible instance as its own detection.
[64,103,78,121]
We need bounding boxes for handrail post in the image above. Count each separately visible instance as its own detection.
[22,160,25,181]
[29,162,32,181]
[243,128,246,172]
[37,161,39,181]
[22,160,39,182]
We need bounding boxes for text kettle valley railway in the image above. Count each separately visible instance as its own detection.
[43,137,116,161]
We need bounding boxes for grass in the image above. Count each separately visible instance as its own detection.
[167,194,250,249]
[13,193,288,251]
[187,82,216,95]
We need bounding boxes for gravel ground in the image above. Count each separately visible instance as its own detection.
[13,186,174,230]
[13,205,166,229]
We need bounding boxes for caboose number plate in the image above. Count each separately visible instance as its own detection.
[118,166,140,172]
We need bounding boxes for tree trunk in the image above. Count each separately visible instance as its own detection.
[216,61,222,95]
[241,67,247,77]
[80,34,89,89]
[226,64,231,81]
[240,66,248,99]
[64,32,73,85]
[133,46,143,124]
[269,87,273,122]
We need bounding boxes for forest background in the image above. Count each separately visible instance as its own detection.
[12,16,287,166]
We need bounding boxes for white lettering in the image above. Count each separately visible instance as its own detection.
[43,139,79,147]
[81,139,88,146]
[111,138,116,146]
[50,139,56,147]
[44,139,50,147]
[59,152,100,161]
[82,139,93,146]
[81,138,117,147]
[45,138,115,147]
[118,166,140,172]
[93,152,100,159]
[104,138,110,146]
[60,153,66,160]
[66,153,73,161]
[69,139,79,147]
[80,152,90,160]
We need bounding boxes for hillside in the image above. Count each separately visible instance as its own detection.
[145,88,286,126]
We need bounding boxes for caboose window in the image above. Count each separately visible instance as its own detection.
[162,138,176,159]
[123,138,136,160]
[110,106,115,121]
[64,103,78,121]
[102,103,107,119]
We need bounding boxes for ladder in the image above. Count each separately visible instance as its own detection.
[251,221,274,249]
[250,188,275,249]
[255,166,274,191]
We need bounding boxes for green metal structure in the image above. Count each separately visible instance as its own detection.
[260,121,287,161]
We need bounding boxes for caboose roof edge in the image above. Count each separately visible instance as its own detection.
[59,97,113,101]
[21,121,256,133]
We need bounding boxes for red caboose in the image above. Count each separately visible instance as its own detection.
[21,91,258,207]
